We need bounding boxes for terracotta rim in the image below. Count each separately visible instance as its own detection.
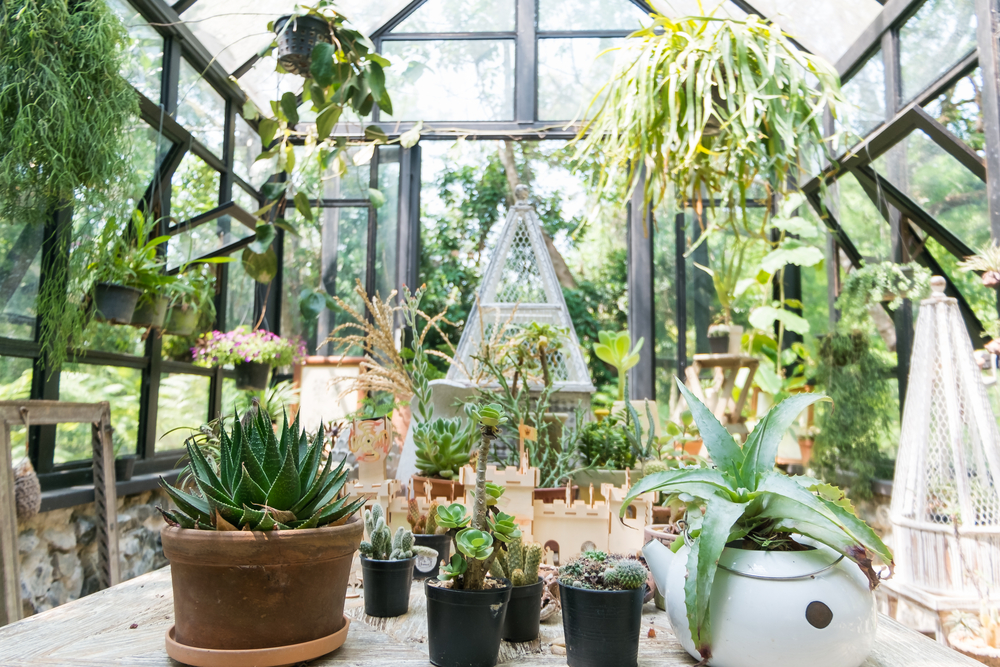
[165,615,351,667]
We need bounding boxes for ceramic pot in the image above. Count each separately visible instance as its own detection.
[131,296,168,328]
[643,525,677,610]
[361,556,414,617]
[413,533,450,580]
[425,579,512,667]
[644,540,877,667]
[411,474,464,501]
[93,282,141,324]
[235,361,271,391]
[502,577,544,642]
[161,519,362,662]
[274,14,331,76]
[559,583,645,667]
[165,304,199,336]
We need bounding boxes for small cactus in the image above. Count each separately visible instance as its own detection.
[602,561,647,590]
[492,535,544,587]
[560,552,649,591]
[425,502,439,535]
[361,504,425,560]
[508,535,524,573]
[523,542,542,582]
[511,568,527,586]
[405,499,440,535]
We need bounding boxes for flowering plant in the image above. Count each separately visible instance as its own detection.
[191,327,304,368]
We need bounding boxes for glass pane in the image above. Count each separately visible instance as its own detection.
[924,68,984,155]
[227,255,256,329]
[170,153,221,224]
[134,123,170,198]
[180,0,297,75]
[899,0,977,103]
[538,38,622,121]
[0,357,30,459]
[392,0,515,32]
[829,172,891,260]
[539,0,649,32]
[167,219,253,270]
[107,0,163,103]
[872,129,989,248]
[78,320,146,356]
[0,222,42,341]
[838,50,885,145]
[925,236,996,327]
[741,0,883,64]
[233,115,265,189]
[156,373,211,451]
[236,55,302,115]
[281,209,323,352]
[233,183,259,214]
[176,59,227,156]
[55,364,142,463]
[381,40,515,121]
[330,208,369,318]
[376,147,400,298]
[653,201,679,410]
[294,146,371,200]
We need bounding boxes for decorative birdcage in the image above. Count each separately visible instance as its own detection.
[891,276,1000,599]
[446,185,595,401]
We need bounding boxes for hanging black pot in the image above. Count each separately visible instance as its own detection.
[235,361,271,391]
[131,296,168,329]
[93,282,141,324]
[559,583,645,667]
[164,304,199,336]
[425,579,511,667]
[273,14,332,77]
[413,533,450,580]
[502,577,543,643]
[361,556,414,617]
[114,454,136,481]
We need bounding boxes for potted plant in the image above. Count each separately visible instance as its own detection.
[558,551,649,667]
[412,416,472,501]
[358,503,436,617]
[594,330,643,406]
[407,499,451,580]
[490,535,544,643]
[271,13,332,76]
[165,263,216,336]
[798,424,819,467]
[157,408,367,666]
[573,415,634,501]
[120,211,174,329]
[191,326,302,391]
[632,380,894,667]
[426,403,520,667]
[708,323,730,354]
[87,214,161,325]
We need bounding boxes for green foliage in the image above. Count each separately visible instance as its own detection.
[623,400,660,471]
[594,330,643,402]
[490,535,543,587]
[559,551,649,591]
[87,211,170,293]
[836,262,931,330]
[435,502,470,530]
[158,408,366,531]
[455,528,494,560]
[812,333,897,499]
[413,417,473,480]
[623,379,892,661]
[578,418,634,470]
[169,262,218,327]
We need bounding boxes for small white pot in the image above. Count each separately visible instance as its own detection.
[645,541,876,667]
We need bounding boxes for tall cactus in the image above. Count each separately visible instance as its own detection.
[493,536,544,587]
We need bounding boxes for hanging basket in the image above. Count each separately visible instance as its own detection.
[164,305,199,336]
[93,282,141,324]
[235,362,271,391]
[131,296,168,329]
[274,14,331,77]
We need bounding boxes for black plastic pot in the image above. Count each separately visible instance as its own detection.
[559,583,645,667]
[426,579,511,667]
[274,14,332,77]
[164,305,198,336]
[94,282,141,324]
[235,361,271,391]
[361,556,414,617]
[114,455,136,481]
[709,335,729,354]
[131,296,168,329]
[413,533,450,580]
[502,577,543,643]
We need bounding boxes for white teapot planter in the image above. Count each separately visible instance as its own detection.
[643,539,877,667]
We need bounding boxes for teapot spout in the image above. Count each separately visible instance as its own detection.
[642,539,674,596]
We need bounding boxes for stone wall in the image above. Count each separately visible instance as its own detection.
[17,489,170,617]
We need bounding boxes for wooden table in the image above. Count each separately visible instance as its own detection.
[0,566,981,666]
[681,354,758,437]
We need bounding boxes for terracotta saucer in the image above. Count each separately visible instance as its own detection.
[165,615,351,667]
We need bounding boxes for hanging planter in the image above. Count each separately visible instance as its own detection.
[235,361,271,391]
[131,296,169,329]
[273,14,331,76]
[164,304,199,336]
[191,327,303,390]
[93,282,141,324]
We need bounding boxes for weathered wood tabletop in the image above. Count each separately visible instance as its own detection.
[0,566,982,666]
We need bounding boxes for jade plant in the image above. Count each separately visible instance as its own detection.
[413,417,473,480]
[559,551,649,591]
[435,404,521,590]
[490,535,543,586]
[622,379,894,661]
[359,504,437,560]
[594,331,644,402]
[158,408,366,530]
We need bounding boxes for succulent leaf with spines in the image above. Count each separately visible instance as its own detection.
[360,503,430,560]
[491,536,544,587]
[559,551,648,591]
[158,407,365,531]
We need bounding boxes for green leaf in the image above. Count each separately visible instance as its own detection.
[621,467,733,511]
[675,379,744,482]
[368,188,386,208]
[261,427,283,484]
[261,182,287,201]
[299,288,327,323]
[250,223,276,254]
[232,464,268,508]
[365,62,392,114]
[242,100,259,121]
[158,478,211,523]
[280,92,299,126]
[310,42,337,87]
[242,247,278,284]
[273,218,299,236]
[740,393,830,483]
[772,215,819,239]
[316,104,342,141]
[185,438,223,491]
[759,246,824,274]
[748,306,810,336]
[293,192,314,221]
[399,121,423,148]
[258,118,279,147]
[298,429,324,490]
[364,124,388,143]
[265,439,301,511]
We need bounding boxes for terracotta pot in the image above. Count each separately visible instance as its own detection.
[411,474,464,501]
[533,486,579,503]
[798,438,815,467]
[683,439,703,456]
[161,520,362,656]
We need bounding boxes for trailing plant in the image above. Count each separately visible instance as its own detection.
[577,417,634,470]
[558,551,648,591]
[812,333,897,498]
[836,261,931,330]
[360,503,437,560]
[490,535,543,586]
[413,417,473,480]
[158,408,366,530]
[407,498,443,535]
[594,330,643,402]
[435,404,520,590]
[191,327,304,368]
[623,379,893,661]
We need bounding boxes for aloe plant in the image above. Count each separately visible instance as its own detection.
[594,331,644,402]
[158,408,366,531]
[435,403,521,590]
[622,379,893,661]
